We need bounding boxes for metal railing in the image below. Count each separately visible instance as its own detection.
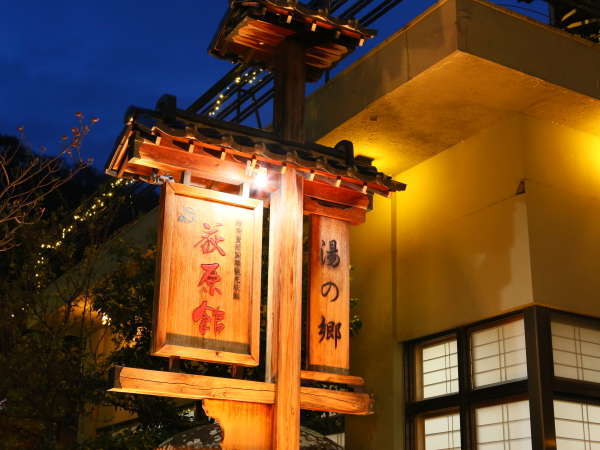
[186,0,404,127]
[186,0,598,128]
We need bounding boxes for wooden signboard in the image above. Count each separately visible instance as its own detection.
[307,215,350,374]
[153,182,263,366]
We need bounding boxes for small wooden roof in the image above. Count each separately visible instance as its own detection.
[209,0,376,82]
[104,96,405,198]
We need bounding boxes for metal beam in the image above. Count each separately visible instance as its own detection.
[361,0,404,25]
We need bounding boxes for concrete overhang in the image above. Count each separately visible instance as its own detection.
[305,0,600,176]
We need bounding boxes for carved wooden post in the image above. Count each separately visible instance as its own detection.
[267,168,303,449]
[266,37,306,449]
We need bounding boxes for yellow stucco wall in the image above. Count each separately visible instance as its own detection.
[387,114,600,343]
[347,194,403,450]
[391,114,535,341]
[524,118,600,315]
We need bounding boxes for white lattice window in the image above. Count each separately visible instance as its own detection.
[420,338,459,399]
[554,399,600,449]
[423,413,461,450]
[475,400,532,449]
[552,321,600,383]
[471,319,528,388]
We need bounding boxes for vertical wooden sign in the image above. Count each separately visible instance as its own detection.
[153,182,263,366]
[307,215,350,374]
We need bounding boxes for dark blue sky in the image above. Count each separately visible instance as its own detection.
[1,0,550,170]
[1,1,234,168]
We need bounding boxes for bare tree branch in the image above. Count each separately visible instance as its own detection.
[0,114,99,251]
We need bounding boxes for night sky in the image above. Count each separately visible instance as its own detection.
[1,0,550,171]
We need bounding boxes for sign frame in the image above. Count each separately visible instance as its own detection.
[306,215,350,374]
[152,182,263,366]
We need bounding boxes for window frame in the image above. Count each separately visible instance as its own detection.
[552,396,600,448]
[405,309,528,450]
[551,310,600,387]
[415,333,459,401]
[416,408,461,450]
[405,305,600,449]
[469,315,528,389]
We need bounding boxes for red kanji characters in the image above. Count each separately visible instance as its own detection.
[192,300,226,336]
[212,308,225,335]
[194,222,226,256]
[198,263,222,296]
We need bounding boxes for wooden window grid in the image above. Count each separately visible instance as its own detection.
[405,305,600,449]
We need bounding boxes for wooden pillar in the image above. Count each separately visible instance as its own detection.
[267,37,306,450]
[267,169,303,449]
[273,38,305,143]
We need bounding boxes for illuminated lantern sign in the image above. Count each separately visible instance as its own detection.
[307,215,350,374]
[104,2,407,446]
[153,182,263,366]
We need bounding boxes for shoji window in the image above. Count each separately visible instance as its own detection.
[423,412,461,450]
[408,308,600,449]
[552,321,600,383]
[420,338,459,399]
[471,318,528,388]
[475,400,532,449]
[554,399,600,449]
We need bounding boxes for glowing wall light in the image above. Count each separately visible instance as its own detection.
[253,166,269,190]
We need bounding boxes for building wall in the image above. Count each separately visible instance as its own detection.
[347,112,600,448]
[390,113,600,325]
[391,114,534,341]
[347,194,403,450]
[524,118,600,315]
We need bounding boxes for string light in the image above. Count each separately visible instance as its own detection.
[32,177,136,290]
[9,115,128,314]
[207,68,265,118]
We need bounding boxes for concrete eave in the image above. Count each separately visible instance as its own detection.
[305,0,600,175]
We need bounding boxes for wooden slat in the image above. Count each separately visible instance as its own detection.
[304,179,369,209]
[121,162,242,195]
[107,127,133,173]
[130,142,251,186]
[300,386,372,415]
[110,366,373,415]
[301,370,365,386]
[304,197,366,225]
[119,162,154,178]
[111,366,274,404]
